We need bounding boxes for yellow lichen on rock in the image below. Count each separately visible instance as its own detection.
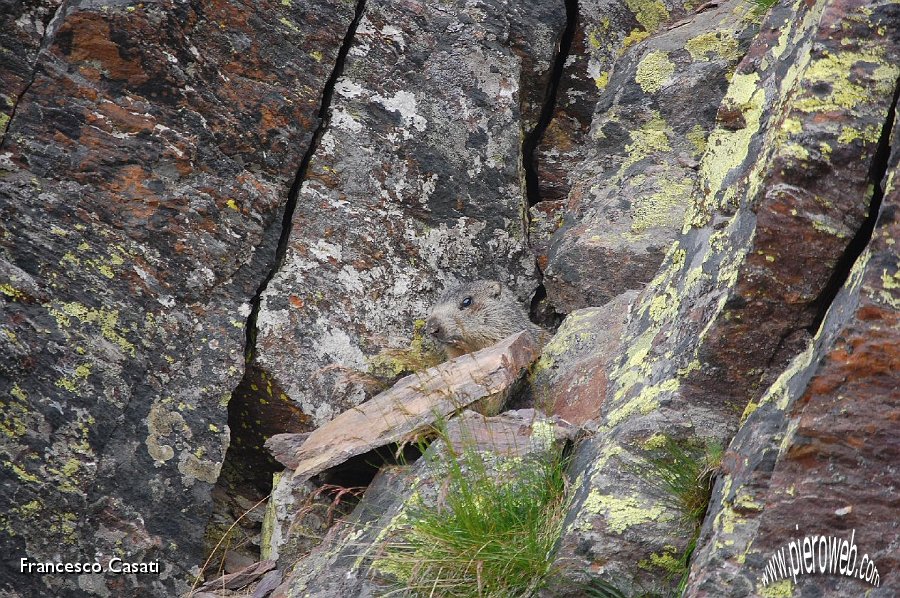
[685,32,742,62]
[625,0,670,33]
[581,490,668,534]
[635,51,676,94]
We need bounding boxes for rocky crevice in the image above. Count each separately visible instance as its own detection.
[523,0,577,326]
[807,78,900,335]
[522,0,578,210]
[204,0,370,574]
[0,0,67,147]
[242,0,369,363]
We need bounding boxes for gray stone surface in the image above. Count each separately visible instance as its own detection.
[530,290,639,425]
[0,1,356,595]
[544,0,900,593]
[253,0,566,431]
[537,0,759,312]
[1,0,897,596]
[685,102,900,598]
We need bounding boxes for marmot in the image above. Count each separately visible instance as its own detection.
[426,280,543,358]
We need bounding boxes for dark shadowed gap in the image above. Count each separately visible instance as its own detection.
[223,0,369,488]
[807,78,899,335]
[529,281,564,330]
[0,1,68,148]
[243,0,369,364]
[316,443,426,489]
[524,0,577,327]
[522,0,578,210]
[202,0,370,568]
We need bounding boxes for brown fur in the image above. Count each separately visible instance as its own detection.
[425,280,542,358]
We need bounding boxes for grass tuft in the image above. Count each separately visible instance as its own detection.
[748,0,779,15]
[640,436,723,595]
[374,429,570,597]
[646,437,723,528]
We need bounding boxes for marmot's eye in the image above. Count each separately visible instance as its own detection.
[460,296,473,309]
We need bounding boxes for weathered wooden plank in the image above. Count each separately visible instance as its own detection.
[269,331,538,479]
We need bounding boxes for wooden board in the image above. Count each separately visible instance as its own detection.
[268,331,538,479]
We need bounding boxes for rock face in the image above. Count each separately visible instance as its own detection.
[250,0,565,436]
[530,290,638,425]
[685,103,900,597]
[543,0,899,593]
[532,0,759,313]
[0,1,356,595]
[0,1,63,130]
[533,0,691,207]
[271,410,573,598]
[2,0,898,595]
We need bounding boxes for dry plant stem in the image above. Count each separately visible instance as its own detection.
[187,493,271,597]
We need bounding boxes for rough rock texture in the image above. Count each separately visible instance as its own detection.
[530,290,638,425]
[544,0,900,593]
[0,1,355,595]
[2,0,898,596]
[536,0,760,313]
[0,1,63,132]
[685,105,900,597]
[260,470,338,571]
[533,0,690,206]
[251,0,565,433]
[271,409,572,598]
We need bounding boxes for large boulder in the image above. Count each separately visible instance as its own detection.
[533,0,692,206]
[544,0,899,593]
[0,1,356,595]
[532,0,759,313]
[685,102,900,597]
[530,290,639,425]
[249,0,565,436]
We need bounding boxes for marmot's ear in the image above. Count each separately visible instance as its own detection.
[489,281,502,298]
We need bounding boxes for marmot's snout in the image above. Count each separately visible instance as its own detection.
[425,316,446,343]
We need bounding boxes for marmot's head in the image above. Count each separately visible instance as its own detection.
[426,280,535,358]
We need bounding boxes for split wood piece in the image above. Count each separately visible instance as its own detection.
[195,559,275,592]
[443,409,577,458]
[268,331,538,479]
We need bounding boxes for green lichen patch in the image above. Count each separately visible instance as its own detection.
[582,490,668,534]
[630,177,694,235]
[46,301,136,357]
[635,51,676,94]
[757,579,794,597]
[1,385,33,439]
[606,378,678,427]
[686,124,708,157]
[0,283,27,301]
[625,0,670,33]
[367,319,442,381]
[685,32,742,63]
[620,28,650,55]
[696,72,764,220]
[793,49,899,114]
[621,112,672,174]
[639,545,683,574]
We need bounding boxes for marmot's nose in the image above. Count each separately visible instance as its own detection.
[426,317,442,339]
